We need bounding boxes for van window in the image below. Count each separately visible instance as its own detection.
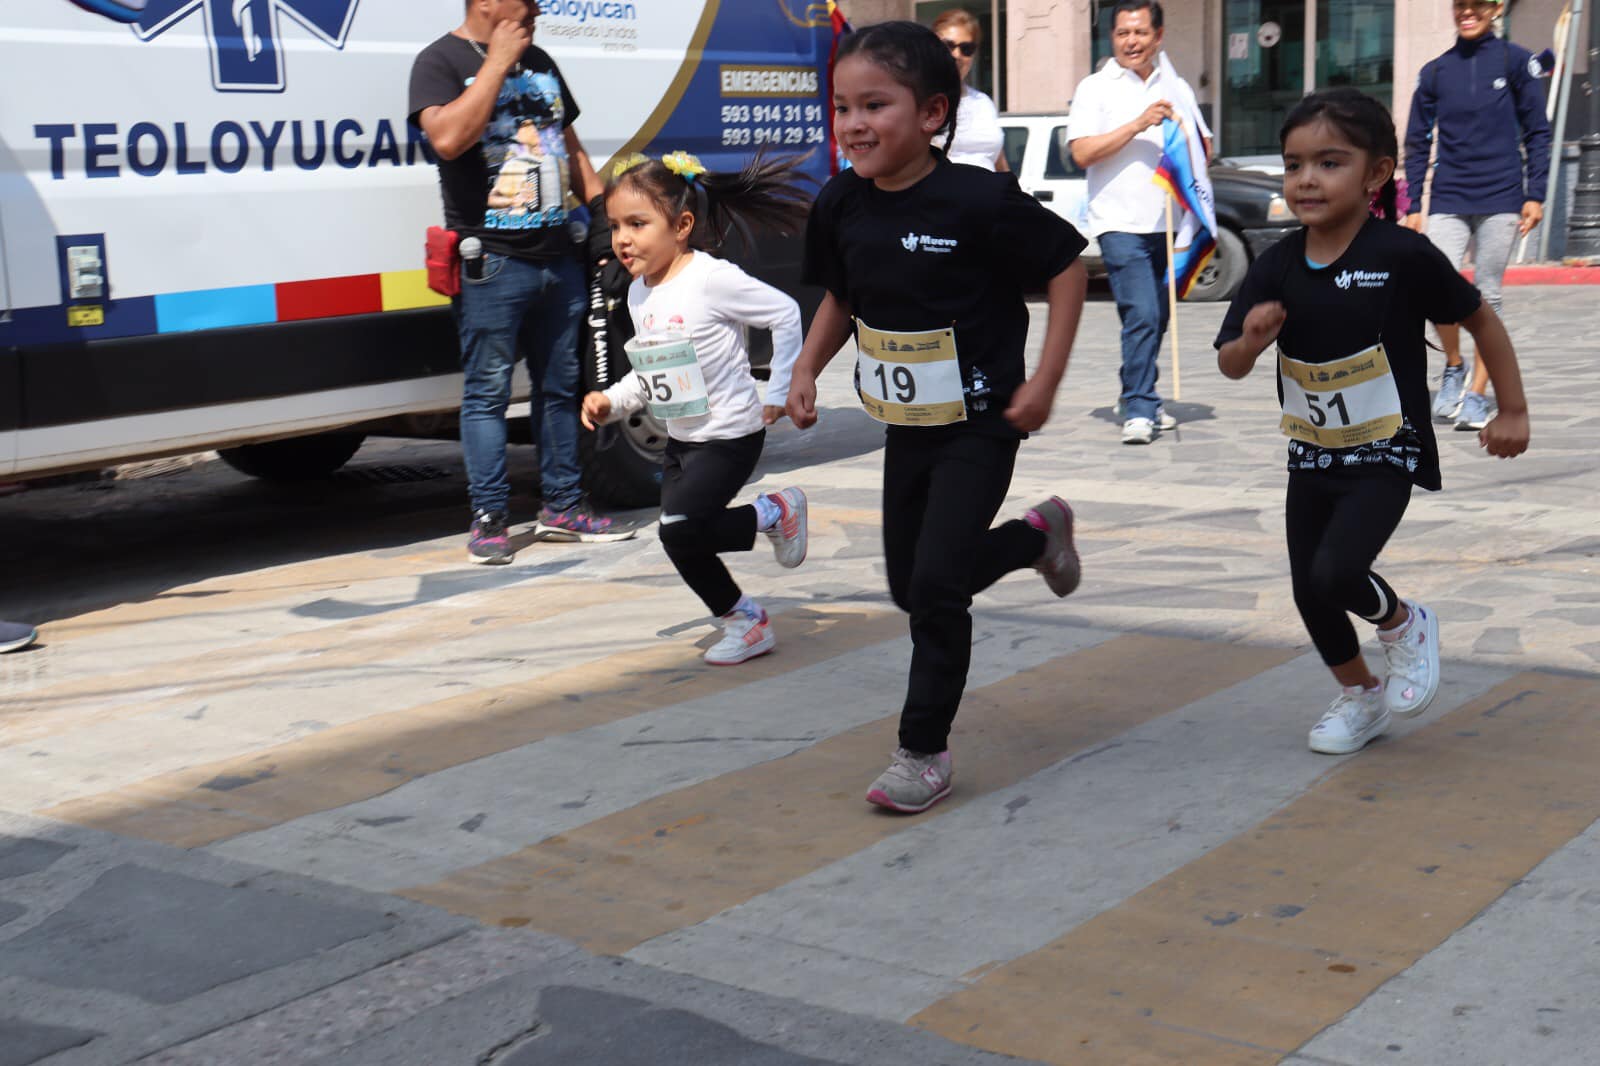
[1001,126,1028,175]
[1044,126,1085,179]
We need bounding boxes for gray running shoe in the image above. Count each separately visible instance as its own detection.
[866,748,953,813]
[1454,390,1492,431]
[1027,496,1081,597]
[1432,363,1468,421]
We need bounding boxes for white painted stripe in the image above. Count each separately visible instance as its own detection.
[627,659,1516,1022]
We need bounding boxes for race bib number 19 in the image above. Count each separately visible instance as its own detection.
[1278,342,1403,449]
[854,318,967,427]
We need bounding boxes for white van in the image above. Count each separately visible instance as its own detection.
[0,1,838,503]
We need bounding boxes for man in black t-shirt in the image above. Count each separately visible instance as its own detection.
[409,0,630,564]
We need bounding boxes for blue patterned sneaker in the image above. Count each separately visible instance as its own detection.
[0,621,38,654]
[535,500,636,543]
[1454,391,1491,431]
[467,510,513,565]
[1432,363,1468,421]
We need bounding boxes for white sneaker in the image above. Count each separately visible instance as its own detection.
[1114,400,1176,431]
[704,610,775,666]
[1121,417,1156,445]
[1381,601,1440,718]
[763,487,807,569]
[1308,685,1391,755]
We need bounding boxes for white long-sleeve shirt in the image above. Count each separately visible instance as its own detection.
[599,251,802,443]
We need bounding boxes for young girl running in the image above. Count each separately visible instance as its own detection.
[582,151,812,666]
[1215,88,1530,756]
[787,21,1089,814]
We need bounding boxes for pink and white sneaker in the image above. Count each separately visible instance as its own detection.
[866,748,953,813]
[764,487,807,569]
[1381,601,1440,718]
[704,609,776,666]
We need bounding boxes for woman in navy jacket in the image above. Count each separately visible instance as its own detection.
[1403,0,1550,430]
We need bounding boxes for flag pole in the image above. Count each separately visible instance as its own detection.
[1165,192,1181,402]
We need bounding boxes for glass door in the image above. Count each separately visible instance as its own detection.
[1316,0,1393,111]
[1221,0,1308,157]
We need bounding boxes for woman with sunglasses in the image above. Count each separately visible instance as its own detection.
[931,9,1008,171]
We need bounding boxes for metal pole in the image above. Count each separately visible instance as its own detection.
[1541,0,1585,261]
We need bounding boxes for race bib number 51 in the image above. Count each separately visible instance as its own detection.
[854,319,967,427]
[1278,342,1403,449]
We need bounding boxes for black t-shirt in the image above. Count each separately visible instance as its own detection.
[803,155,1087,438]
[408,35,581,261]
[1214,219,1481,490]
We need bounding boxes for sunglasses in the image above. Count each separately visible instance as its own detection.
[942,39,978,57]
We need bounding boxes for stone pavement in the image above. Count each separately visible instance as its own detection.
[1,286,1597,1065]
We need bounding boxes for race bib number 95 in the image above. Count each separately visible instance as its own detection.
[854,319,967,427]
[624,336,710,420]
[1278,342,1403,449]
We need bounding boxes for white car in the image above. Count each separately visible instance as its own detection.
[998,111,1299,302]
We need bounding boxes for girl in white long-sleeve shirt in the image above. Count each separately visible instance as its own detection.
[582,152,813,666]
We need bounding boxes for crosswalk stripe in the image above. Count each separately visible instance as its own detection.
[0,578,630,746]
[399,634,1295,956]
[39,607,905,848]
[909,670,1600,1065]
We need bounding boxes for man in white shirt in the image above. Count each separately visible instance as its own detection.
[1068,0,1210,445]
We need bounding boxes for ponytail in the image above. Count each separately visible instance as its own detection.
[606,151,815,251]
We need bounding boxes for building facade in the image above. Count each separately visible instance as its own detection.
[843,0,1589,162]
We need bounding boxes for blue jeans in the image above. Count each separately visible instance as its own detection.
[457,252,585,515]
[1099,231,1170,422]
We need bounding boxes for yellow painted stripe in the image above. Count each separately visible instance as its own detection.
[42,607,904,848]
[381,269,451,311]
[1,579,632,747]
[401,634,1295,955]
[911,671,1600,1066]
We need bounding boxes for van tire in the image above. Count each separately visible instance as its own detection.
[1184,225,1248,303]
[581,412,665,509]
[218,432,366,481]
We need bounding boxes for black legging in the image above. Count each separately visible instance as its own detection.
[1286,469,1411,666]
[657,431,765,618]
[883,429,1047,754]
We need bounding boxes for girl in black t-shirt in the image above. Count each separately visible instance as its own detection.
[1216,89,1530,757]
[786,22,1090,815]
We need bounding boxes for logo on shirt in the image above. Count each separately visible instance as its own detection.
[1334,268,1390,291]
[1493,76,1508,90]
[900,232,958,254]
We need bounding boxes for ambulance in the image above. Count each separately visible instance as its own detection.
[0,0,842,505]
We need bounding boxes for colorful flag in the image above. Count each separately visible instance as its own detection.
[1152,112,1217,299]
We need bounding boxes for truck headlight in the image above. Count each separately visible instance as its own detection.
[1267,195,1295,223]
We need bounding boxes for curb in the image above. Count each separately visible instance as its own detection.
[1463,264,1600,286]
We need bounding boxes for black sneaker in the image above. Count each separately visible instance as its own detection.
[535,499,636,542]
[467,510,514,565]
[0,621,38,654]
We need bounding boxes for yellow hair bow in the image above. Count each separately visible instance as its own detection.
[610,152,651,181]
[661,150,707,182]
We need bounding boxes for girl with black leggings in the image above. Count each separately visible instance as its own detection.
[1216,89,1530,755]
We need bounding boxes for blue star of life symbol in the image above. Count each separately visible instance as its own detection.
[132,0,360,93]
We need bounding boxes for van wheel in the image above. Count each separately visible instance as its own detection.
[1183,226,1248,303]
[580,412,664,509]
[218,432,366,481]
